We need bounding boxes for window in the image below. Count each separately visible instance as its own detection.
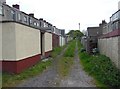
[37,23,39,26]
[34,22,37,26]
[29,19,32,24]
[11,10,15,20]
[43,23,46,27]
[40,22,41,27]
[18,13,21,21]
[24,16,27,23]
[0,5,3,15]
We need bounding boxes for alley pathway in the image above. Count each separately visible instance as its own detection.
[17,47,68,87]
[17,41,97,87]
[59,42,97,87]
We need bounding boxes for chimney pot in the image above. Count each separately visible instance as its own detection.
[12,4,20,10]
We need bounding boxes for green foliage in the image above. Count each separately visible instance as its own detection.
[77,40,120,88]
[51,47,62,58]
[58,40,76,78]
[58,57,74,77]
[64,40,76,57]
[2,60,52,87]
[51,45,66,58]
[80,48,86,52]
[66,30,84,39]
[79,52,120,88]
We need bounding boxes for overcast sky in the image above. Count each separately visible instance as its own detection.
[6,0,119,33]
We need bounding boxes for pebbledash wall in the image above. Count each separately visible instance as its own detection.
[98,36,120,68]
[1,22,41,73]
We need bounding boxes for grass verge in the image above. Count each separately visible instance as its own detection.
[51,45,66,58]
[64,40,76,57]
[2,59,52,87]
[78,41,120,89]
[58,57,74,78]
[58,40,76,78]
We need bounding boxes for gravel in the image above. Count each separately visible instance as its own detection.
[17,42,97,87]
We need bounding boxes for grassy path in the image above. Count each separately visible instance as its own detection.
[59,41,97,87]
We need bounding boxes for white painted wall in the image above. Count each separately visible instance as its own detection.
[62,37,65,46]
[15,23,41,60]
[44,32,52,52]
[59,36,65,46]
[59,36,62,46]
[2,22,16,61]
[2,22,41,61]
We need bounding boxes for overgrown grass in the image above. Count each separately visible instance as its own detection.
[78,41,120,89]
[58,40,76,78]
[2,60,52,87]
[51,45,66,58]
[64,40,76,57]
[58,57,74,78]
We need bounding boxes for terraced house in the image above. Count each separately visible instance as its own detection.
[0,0,67,74]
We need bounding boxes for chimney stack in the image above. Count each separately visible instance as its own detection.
[12,4,20,10]
[29,13,34,17]
[39,18,43,21]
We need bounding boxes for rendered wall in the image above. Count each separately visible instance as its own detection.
[2,22,41,61]
[45,32,52,52]
[98,36,120,68]
[2,22,16,61]
[15,23,41,60]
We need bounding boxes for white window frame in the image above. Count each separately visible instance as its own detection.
[0,5,3,15]
[34,22,37,26]
[11,10,15,20]
[37,22,39,26]
[29,19,32,24]
[24,16,27,23]
[43,22,46,27]
[0,5,2,15]
[18,13,22,21]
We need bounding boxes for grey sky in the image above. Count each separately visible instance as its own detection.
[6,0,119,33]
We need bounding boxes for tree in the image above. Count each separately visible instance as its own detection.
[66,30,84,39]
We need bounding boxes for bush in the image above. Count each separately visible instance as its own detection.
[80,48,86,52]
[79,53,120,88]
[77,40,120,88]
